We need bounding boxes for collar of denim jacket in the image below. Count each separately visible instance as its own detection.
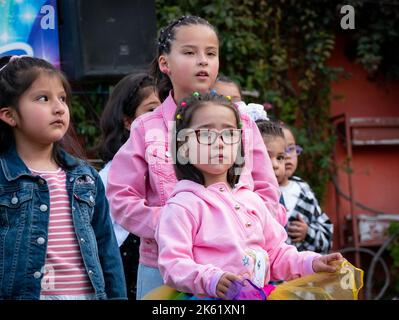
[0,145,80,181]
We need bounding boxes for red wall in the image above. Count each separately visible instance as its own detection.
[325,36,399,250]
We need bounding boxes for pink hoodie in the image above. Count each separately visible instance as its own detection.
[156,180,320,298]
[107,92,287,268]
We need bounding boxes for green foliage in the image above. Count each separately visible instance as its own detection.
[388,222,399,295]
[68,1,399,199]
[388,222,399,269]
[346,0,399,78]
[70,88,107,156]
[154,0,399,201]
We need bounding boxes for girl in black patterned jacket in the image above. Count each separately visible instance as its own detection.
[279,124,333,254]
[255,120,333,254]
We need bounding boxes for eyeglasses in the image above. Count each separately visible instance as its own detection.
[285,144,303,156]
[193,128,242,145]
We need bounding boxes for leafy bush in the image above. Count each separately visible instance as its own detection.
[154,0,399,201]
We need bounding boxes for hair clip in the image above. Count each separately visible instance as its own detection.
[176,114,182,120]
[238,122,243,129]
[181,101,187,107]
[0,55,24,73]
[192,91,200,98]
[225,95,232,101]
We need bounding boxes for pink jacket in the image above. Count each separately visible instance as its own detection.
[155,180,320,297]
[107,92,286,267]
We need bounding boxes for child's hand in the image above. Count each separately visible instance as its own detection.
[312,253,345,273]
[216,272,242,299]
[287,214,308,242]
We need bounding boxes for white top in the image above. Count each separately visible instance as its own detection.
[99,161,129,246]
[280,180,301,215]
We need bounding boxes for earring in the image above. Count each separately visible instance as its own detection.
[160,66,169,74]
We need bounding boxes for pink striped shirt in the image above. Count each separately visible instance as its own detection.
[30,168,94,298]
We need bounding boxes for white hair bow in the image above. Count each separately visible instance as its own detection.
[235,101,269,122]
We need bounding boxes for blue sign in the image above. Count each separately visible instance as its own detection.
[0,0,60,67]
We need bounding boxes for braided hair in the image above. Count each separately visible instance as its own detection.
[255,119,284,142]
[149,15,218,102]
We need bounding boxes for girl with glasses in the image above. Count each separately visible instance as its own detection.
[155,92,344,300]
[106,15,286,299]
[280,123,333,254]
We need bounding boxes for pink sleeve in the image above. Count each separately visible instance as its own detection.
[247,118,287,226]
[263,208,320,281]
[156,203,224,297]
[106,119,161,239]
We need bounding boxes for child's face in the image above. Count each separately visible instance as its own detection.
[212,81,241,102]
[283,128,298,178]
[134,89,161,119]
[13,72,70,148]
[263,136,286,185]
[186,102,241,186]
[159,24,219,103]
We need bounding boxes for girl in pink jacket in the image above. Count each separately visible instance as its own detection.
[107,15,286,299]
[155,92,343,299]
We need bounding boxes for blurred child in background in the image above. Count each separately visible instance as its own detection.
[98,73,160,299]
[279,123,333,254]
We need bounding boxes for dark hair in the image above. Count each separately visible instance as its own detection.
[172,92,244,188]
[215,75,242,98]
[255,119,284,141]
[278,120,295,136]
[149,15,218,102]
[0,55,85,168]
[98,73,157,162]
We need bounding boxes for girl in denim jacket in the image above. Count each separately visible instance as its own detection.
[0,56,126,300]
[107,15,287,299]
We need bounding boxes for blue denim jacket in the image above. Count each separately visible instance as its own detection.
[0,146,127,299]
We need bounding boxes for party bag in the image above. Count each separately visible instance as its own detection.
[268,260,364,300]
[142,260,363,300]
[142,279,275,300]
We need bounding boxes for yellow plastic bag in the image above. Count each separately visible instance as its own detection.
[268,260,364,300]
[142,260,363,300]
[142,285,186,300]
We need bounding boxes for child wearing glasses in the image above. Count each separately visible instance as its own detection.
[280,123,333,254]
[155,92,343,299]
[107,16,286,299]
